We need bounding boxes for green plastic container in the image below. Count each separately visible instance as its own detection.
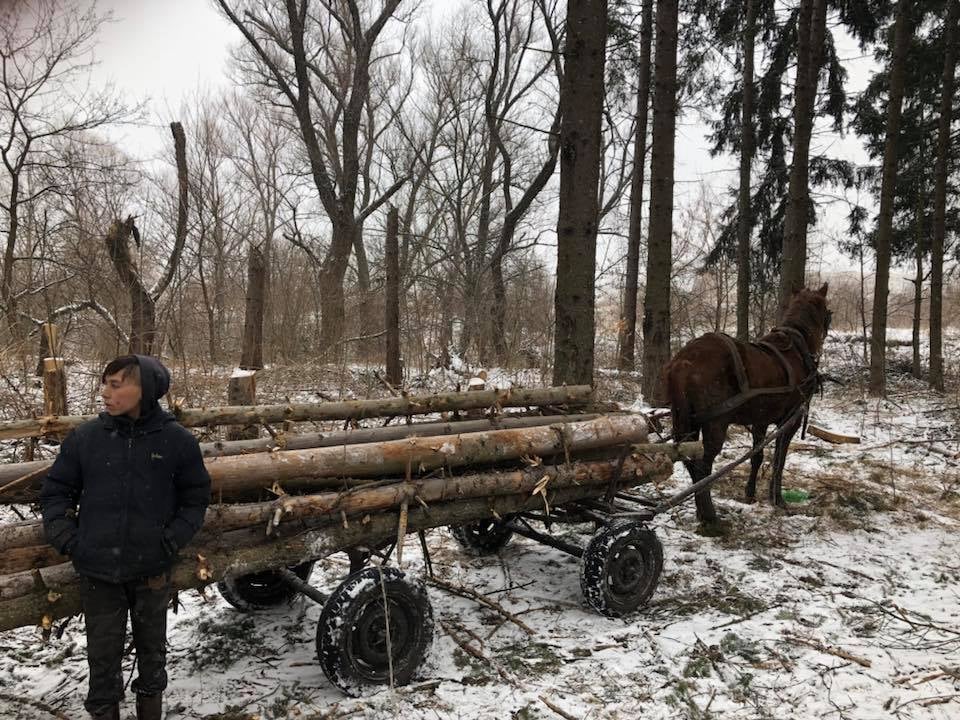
[781,488,810,504]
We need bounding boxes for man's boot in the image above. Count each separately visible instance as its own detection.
[135,693,163,720]
[88,704,120,720]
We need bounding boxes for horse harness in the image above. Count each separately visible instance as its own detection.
[694,326,822,426]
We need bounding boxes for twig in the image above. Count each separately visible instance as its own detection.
[781,632,872,668]
[0,692,70,719]
[539,695,580,720]
[427,576,535,635]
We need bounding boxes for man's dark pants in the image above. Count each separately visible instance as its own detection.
[81,573,170,714]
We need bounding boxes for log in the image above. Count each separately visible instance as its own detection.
[0,413,602,499]
[0,385,594,441]
[1,415,646,504]
[806,423,861,445]
[0,449,691,572]
[0,456,673,631]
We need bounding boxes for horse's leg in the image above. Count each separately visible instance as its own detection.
[693,421,727,523]
[745,424,767,502]
[768,415,801,507]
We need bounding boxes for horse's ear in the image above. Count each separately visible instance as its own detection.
[817,282,829,297]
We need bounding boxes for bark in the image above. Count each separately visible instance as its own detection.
[104,216,155,354]
[868,0,912,396]
[552,0,608,386]
[929,0,959,393]
[1,451,693,574]
[0,456,673,630]
[911,211,923,380]
[385,206,402,385]
[0,414,604,510]
[0,385,594,442]
[226,372,257,441]
[736,0,757,342]
[0,413,636,504]
[617,0,654,371]
[641,0,679,403]
[778,0,828,312]
[239,244,266,370]
[35,323,59,376]
[41,359,67,417]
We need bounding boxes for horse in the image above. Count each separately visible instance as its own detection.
[661,284,832,524]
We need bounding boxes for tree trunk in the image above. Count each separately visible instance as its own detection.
[0,413,606,512]
[552,0,608,387]
[1,452,688,575]
[41,359,67,418]
[0,385,596,444]
[868,0,912,396]
[226,371,258,441]
[617,0,654,371]
[240,244,266,370]
[641,0,679,403]
[0,455,674,631]
[2,174,20,335]
[929,0,959,393]
[384,206,402,385]
[778,0,828,312]
[318,212,359,354]
[1,414,650,508]
[103,217,157,355]
[736,0,757,342]
[911,205,923,380]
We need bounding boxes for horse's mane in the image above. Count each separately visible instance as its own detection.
[781,289,828,353]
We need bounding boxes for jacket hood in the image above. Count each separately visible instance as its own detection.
[134,354,171,415]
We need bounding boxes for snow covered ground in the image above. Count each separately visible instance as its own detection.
[1,331,958,719]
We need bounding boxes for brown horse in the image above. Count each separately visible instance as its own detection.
[661,284,832,523]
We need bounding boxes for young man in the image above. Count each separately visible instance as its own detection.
[40,355,211,720]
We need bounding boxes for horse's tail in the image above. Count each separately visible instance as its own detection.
[662,358,697,444]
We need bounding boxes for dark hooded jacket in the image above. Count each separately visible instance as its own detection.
[40,356,211,583]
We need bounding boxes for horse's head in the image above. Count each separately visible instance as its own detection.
[783,283,832,355]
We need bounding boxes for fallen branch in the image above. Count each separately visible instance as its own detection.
[805,424,860,444]
[539,695,580,720]
[780,632,872,668]
[428,576,535,636]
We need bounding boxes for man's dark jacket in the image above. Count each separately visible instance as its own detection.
[40,356,211,583]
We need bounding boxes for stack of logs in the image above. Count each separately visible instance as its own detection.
[0,385,681,632]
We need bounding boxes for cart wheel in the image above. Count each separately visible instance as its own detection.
[449,517,514,555]
[218,561,315,611]
[317,566,433,696]
[579,522,663,617]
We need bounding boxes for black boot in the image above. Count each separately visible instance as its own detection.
[88,704,120,720]
[136,693,162,720]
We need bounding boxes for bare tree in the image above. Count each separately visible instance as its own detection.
[104,123,190,354]
[778,0,827,311]
[641,0,680,402]
[216,0,409,351]
[929,0,959,392]
[0,0,133,335]
[552,0,607,386]
[616,0,653,371]
[868,0,912,396]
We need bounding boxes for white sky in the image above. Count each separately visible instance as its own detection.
[83,0,888,277]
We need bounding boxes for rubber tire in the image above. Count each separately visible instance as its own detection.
[316,566,434,696]
[217,562,315,611]
[449,518,514,556]
[579,522,663,618]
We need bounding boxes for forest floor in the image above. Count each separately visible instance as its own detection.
[0,330,958,719]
